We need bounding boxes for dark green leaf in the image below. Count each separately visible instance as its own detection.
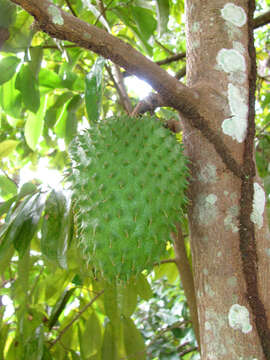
[4,192,44,255]
[85,57,105,123]
[48,288,75,329]
[41,190,71,268]
[17,64,40,113]
[0,56,20,85]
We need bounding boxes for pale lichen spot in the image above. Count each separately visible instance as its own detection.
[198,163,217,184]
[227,276,237,288]
[224,205,239,233]
[194,194,218,226]
[222,84,248,143]
[205,321,211,331]
[221,3,247,27]
[224,190,229,196]
[233,41,245,54]
[217,251,222,257]
[203,268,209,275]
[250,182,265,229]
[83,32,92,40]
[205,283,215,297]
[48,5,64,25]
[192,22,200,32]
[228,304,252,333]
[265,248,270,257]
[217,49,246,73]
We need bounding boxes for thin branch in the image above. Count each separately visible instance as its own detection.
[154,38,175,55]
[105,64,132,114]
[132,66,186,116]
[179,346,198,357]
[171,224,200,350]
[0,169,18,187]
[132,92,166,116]
[147,320,190,348]
[254,9,270,29]
[154,258,176,267]
[49,289,104,349]
[156,52,186,66]
[64,0,77,17]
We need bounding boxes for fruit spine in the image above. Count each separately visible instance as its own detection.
[69,116,189,281]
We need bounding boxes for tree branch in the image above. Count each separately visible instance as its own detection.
[105,64,132,115]
[171,224,200,349]
[49,289,104,348]
[254,10,270,29]
[8,0,199,117]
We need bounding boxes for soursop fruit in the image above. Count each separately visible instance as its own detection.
[69,116,188,281]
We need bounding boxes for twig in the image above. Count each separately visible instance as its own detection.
[156,52,186,66]
[64,0,77,17]
[105,64,132,114]
[154,258,176,266]
[0,169,18,187]
[179,346,198,357]
[254,9,270,29]
[171,224,200,350]
[154,39,175,55]
[49,289,104,348]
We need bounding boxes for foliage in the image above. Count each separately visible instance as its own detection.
[0,0,270,358]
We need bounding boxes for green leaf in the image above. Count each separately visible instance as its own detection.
[104,284,119,323]
[101,322,117,360]
[135,274,153,300]
[24,95,47,150]
[5,192,44,255]
[155,0,170,36]
[17,64,40,113]
[0,0,16,28]
[0,56,20,85]
[41,190,71,269]
[81,312,102,357]
[122,317,146,360]
[0,175,17,198]
[119,282,138,317]
[85,57,105,123]
[0,323,10,359]
[39,69,63,89]
[48,288,75,330]
[64,95,81,144]
[0,76,22,118]
[29,47,43,80]
[0,140,19,160]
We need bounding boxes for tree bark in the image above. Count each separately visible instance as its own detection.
[182,1,270,358]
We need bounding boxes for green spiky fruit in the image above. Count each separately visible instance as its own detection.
[69,116,188,281]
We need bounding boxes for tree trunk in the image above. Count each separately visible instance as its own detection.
[181,1,270,358]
